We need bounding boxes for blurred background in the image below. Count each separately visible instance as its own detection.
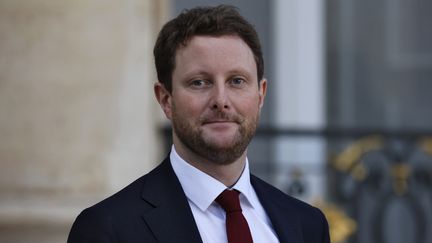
[1,0,431,242]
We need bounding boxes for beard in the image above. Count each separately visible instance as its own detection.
[171,105,259,165]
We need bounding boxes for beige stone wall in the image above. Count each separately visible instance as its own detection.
[0,0,168,242]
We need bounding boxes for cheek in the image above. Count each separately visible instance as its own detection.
[234,93,261,114]
[172,94,207,117]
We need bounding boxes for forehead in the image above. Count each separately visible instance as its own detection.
[178,35,252,57]
[173,35,257,78]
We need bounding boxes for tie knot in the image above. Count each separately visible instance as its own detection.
[216,189,242,213]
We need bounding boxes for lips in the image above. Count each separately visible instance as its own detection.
[203,120,235,125]
[200,112,243,125]
[202,121,237,132]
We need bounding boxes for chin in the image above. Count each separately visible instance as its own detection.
[204,138,237,149]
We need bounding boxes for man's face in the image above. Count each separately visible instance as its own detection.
[156,35,266,165]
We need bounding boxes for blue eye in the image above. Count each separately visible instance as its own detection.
[191,79,205,86]
[231,78,245,86]
[189,79,211,89]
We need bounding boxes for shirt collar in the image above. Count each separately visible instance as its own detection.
[170,145,257,211]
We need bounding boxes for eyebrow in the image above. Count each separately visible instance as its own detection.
[226,68,254,77]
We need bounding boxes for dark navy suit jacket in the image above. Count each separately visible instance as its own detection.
[68,158,330,243]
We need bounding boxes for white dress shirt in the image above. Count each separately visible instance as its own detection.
[170,146,280,243]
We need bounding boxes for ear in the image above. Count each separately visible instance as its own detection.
[154,82,173,120]
[258,78,267,109]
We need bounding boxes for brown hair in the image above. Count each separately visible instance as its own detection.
[153,5,264,92]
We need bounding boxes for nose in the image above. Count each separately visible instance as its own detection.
[210,82,230,111]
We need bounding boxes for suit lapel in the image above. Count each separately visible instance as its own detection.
[140,158,203,243]
[251,175,303,243]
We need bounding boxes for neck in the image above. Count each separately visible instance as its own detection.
[173,141,247,187]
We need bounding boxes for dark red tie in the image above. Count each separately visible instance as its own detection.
[216,190,253,243]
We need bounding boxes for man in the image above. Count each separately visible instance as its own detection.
[68,5,330,243]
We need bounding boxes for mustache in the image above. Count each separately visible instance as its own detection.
[200,111,243,124]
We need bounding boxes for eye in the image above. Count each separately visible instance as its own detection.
[230,77,246,87]
[191,79,206,86]
[189,79,210,89]
[191,79,205,86]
